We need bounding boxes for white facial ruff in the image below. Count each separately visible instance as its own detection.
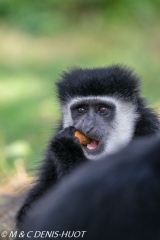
[61,96,139,160]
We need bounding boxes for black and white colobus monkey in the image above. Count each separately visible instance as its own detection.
[17,137,160,240]
[16,65,160,226]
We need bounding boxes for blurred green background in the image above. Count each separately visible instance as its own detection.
[0,0,160,191]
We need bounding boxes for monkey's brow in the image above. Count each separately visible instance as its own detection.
[70,99,115,109]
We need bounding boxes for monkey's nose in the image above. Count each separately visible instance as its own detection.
[86,127,94,135]
[82,118,94,135]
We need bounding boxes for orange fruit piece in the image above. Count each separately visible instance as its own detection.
[74,131,91,145]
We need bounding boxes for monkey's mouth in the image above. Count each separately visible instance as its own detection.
[87,139,99,150]
[74,130,99,150]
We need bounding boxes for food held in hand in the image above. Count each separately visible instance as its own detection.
[74,131,91,145]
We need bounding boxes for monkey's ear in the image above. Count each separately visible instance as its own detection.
[74,131,91,145]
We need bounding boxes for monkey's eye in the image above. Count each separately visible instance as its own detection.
[97,106,108,114]
[77,107,86,114]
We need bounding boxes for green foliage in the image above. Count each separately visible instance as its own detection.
[0,0,159,35]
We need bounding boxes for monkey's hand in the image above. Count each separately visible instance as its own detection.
[51,126,84,158]
[50,127,86,176]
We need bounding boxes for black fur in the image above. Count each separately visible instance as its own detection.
[16,65,160,227]
[57,65,140,102]
[17,137,160,240]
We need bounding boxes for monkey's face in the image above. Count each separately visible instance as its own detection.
[62,96,139,160]
[71,99,114,158]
